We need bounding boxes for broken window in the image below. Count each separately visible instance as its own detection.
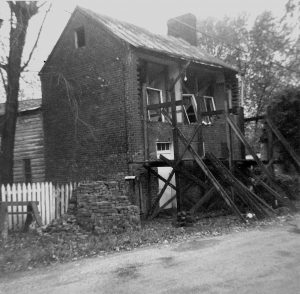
[146,87,164,122]
[75,26,86,48]
[182,94,197,124]
[203,96,216,124]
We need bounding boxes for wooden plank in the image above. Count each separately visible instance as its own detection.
[266,117,300,170]
[226,114,295,209]
[146,100,184,110]
[144,166,178,191]
[49,182,54,221]
[150,182,193,219]
[244,115,265,122]
[45,182,50,225]
[36,182,42,224]
[142,84,149,160]
[11,184,17,230]
[65,183,70,213]
[61,184,65,216]
[206,152,275,218]
[176,128,246,222]
[4,201,39,205]
[190,186,216,215]
[160,155,208,190]
[0,203,8,241]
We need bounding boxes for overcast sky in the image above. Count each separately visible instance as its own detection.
[0,0,290,100]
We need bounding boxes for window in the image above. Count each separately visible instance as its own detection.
[182,94,197,124]
[23,159,32,183]
[203,96,216,124]
[146,87,164,122]
[75,26,86,48]
[156,142,171,152]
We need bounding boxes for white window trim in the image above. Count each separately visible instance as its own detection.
[182,94,198,124]
[146,87,165,122]
[156,142,172,155]
[203,96,216,125]
[203,96,216,112]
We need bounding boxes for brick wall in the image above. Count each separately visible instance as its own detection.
[147,117,241,160]
[41,11,134,182]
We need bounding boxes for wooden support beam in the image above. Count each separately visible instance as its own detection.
[23,202,43,232]
[266,117,300,170]
[147,119,203,217]
[225,100,233,170]
[254,177,296,212]
[175,128,246,222]
[142,84,149,161]
[225,114,295,209]
[160,155,208,190]
[146,100,184,110]
[238,107,246,159]
[144,165,178,191]
[244,115,265,122]
[206,152,276,218]
[0,203,8,241]
[190,186,216,215]
[150,182,193,219]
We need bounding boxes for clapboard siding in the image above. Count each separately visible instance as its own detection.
[0,111,45,183]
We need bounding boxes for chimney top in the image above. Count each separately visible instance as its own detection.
[167,13,197,46]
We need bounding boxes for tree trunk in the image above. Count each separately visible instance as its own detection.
[0,3,31,184]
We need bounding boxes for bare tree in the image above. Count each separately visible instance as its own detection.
[0,1,51,184]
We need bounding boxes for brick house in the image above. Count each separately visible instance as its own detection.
[40,7,244,213]
[0,99,45,183]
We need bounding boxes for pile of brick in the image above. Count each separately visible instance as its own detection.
[68,181,141,234]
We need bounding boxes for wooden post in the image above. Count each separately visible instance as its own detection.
[226,114,295,210]
[0,203,8,242]
[196,95,204,156]
[238,106,246,159]
[266,117,300,170]
[170,87,182,212]
[224,100,233,170]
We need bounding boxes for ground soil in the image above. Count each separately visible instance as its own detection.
[0,214,299,294]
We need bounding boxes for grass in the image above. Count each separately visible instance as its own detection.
[0,212,289,276]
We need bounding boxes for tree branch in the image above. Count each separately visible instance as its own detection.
[21,2,52,72]
[0,68,8,94]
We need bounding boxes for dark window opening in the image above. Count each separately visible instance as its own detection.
[75,26,86,48]
[146,87,164,122]
[23,159,32,183]
[157,142,171,151]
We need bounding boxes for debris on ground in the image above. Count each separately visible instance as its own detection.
[0,210,297,275]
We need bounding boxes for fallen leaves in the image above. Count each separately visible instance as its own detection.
[0,212,295,275]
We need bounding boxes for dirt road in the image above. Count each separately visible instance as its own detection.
[1,216,300,294]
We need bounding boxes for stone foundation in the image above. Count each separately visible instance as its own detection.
[68,181,141,234]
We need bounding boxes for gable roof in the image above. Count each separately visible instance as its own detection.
[0,99,42,116]
[78,7,237,72]
[41,6,237,73]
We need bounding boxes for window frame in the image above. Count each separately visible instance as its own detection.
[146,87,165,122]
[203,96,216,124]
[182,94,198,124]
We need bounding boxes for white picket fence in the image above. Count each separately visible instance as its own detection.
[0,181,78,230]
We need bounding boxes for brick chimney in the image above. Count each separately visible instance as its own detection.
[167,13,197,46]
